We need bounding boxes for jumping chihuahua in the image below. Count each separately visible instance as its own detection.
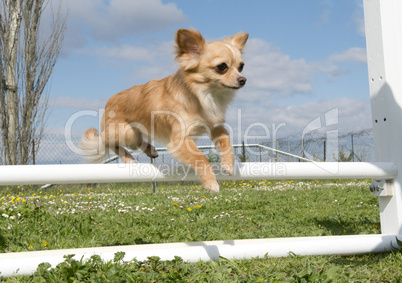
[81,28,249,192]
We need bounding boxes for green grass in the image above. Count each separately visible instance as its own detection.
[1,179,401,282]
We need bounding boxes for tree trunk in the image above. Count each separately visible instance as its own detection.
[19,0,41,164]
[0,58,7,165]
[4,0,22,165]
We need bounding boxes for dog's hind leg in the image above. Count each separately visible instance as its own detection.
[133,131,158,159]
[112,146,136,163]
[102,121,139,163]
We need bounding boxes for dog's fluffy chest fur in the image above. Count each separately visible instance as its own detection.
[197,89,235,125]
[171,83,235,132]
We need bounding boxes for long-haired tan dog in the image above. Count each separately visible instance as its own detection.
[81,28,248,192]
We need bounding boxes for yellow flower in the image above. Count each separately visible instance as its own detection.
[172,203,178,206]
[194,205,201,209]
[187,207,192,211]
[43,241,48,247]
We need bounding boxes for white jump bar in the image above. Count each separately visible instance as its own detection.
[0,234,400,277]
[0,162,397,186]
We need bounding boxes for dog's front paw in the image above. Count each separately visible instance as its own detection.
[221,156,234,175]
[205,180,220,193]
[221,163,234,175]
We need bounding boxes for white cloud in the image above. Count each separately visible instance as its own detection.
[78,40,177,82]
[51,0,186,55]
[81,40,174,63]
[329,47,367,64]
[242,38,346,98]
[243,39,313,97]
[66,0,186,41]
[226,97,372,139]
[84,45,156,62]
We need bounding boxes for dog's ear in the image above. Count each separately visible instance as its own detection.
[224,32,249,52]
[175,28,206,70]
[175,28,206,57]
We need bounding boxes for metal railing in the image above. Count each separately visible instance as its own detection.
[103,143,314,164]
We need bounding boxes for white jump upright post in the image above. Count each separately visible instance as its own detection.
[364,0,402,235]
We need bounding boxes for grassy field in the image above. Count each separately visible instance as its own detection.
[0,179,401,282]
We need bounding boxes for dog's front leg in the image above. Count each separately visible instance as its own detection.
[211,126,234,175]
[168,136,219,193]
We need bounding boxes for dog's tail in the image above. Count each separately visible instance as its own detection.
[79,128,107,163]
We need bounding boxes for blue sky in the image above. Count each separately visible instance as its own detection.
[46,0,371,143]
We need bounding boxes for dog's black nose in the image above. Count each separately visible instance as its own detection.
[237,76,247,86]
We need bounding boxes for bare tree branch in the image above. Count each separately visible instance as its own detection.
[0,0,66,164]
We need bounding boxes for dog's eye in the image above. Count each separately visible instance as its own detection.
[216,63,228,74]
[238,63,244,72]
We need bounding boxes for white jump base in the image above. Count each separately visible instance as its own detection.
[1,234,401,277]
[0,162,397,186]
